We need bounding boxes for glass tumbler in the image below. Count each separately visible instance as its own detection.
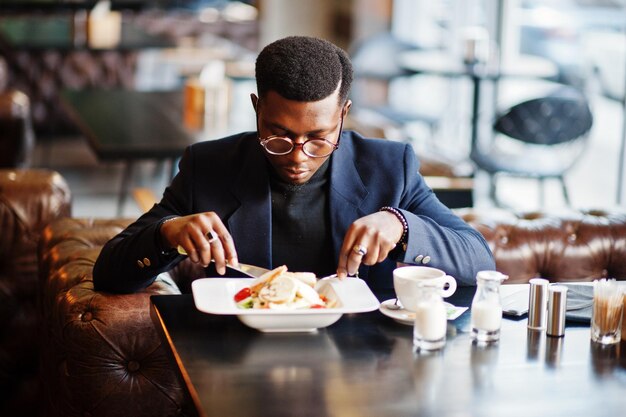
[591,279,624,345]
[413,283,447,351]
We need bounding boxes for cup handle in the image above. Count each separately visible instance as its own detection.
[441,275,457,298]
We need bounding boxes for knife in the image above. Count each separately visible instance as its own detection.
[177,245,268,278]
[200,261,269,278]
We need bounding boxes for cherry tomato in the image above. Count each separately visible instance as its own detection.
[234,287,251,302]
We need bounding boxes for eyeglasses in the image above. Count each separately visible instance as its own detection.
[257,113,344,158]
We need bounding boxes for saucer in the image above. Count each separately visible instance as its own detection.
[379,299,468,325]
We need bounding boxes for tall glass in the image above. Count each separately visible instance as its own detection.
[413,284,447,351]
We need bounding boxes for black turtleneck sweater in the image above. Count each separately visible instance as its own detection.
[269,160,335,276]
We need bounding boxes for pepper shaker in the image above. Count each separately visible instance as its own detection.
[528,278,549,330]
[547,285,568,337]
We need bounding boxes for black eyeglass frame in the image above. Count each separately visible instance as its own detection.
[255,104,344,158]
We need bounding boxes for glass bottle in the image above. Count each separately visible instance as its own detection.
[413,283,447,351]
[471,271,508,343]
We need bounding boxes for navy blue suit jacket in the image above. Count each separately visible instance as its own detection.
[93,131,494,295]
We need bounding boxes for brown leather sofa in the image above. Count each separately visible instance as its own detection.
[39,218,193,417]
[38,207,626,417]
[0,169,71,417]
[456,207,626,283]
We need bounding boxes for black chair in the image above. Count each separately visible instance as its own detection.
[470,85,593,207]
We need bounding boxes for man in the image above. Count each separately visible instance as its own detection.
[93,36,494,295]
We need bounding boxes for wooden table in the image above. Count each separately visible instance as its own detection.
[60,89,199,214]
[150,287,626,417]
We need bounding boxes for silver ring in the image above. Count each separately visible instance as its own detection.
[207,231,218,244]
[352,244,367,256]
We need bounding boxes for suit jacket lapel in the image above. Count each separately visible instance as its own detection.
[227,141,273,269]
[329,134,369,260]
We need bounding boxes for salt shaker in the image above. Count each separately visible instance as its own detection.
[528,278,549,330]
[547,285,568,337]
[413,283,447,351]
[471,270,508,343]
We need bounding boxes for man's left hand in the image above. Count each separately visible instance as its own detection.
[336,211,404,278]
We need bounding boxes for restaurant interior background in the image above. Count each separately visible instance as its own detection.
[1,0,625,217]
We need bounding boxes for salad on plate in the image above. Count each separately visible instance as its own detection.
[233,265,337,310]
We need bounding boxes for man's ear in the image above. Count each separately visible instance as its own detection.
[250,94,259,112]
[343,99,352,117]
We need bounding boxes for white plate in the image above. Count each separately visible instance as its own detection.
[379,299,467,325]
[191,277,380,333]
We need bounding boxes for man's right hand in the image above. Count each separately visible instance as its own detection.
[160,212,239,275]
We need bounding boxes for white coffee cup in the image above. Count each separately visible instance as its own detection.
[393,266,457,311]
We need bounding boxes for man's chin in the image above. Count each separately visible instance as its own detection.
[280,169,311,184]
[284,176,310,186]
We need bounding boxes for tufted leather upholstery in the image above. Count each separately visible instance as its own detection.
[38,206,626,416]
[493,87,593,146]
[39,218,194,417]
[0,56,35,167]
[456,207,626,284]
[0,169,71,417]
[3,46,138,135]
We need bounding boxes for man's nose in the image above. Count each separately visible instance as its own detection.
[288,142,310,162]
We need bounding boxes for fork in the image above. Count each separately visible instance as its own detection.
[386,298,402,310]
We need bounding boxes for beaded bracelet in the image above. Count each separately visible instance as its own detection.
[157,216,181,256]
[379,206,408,250]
